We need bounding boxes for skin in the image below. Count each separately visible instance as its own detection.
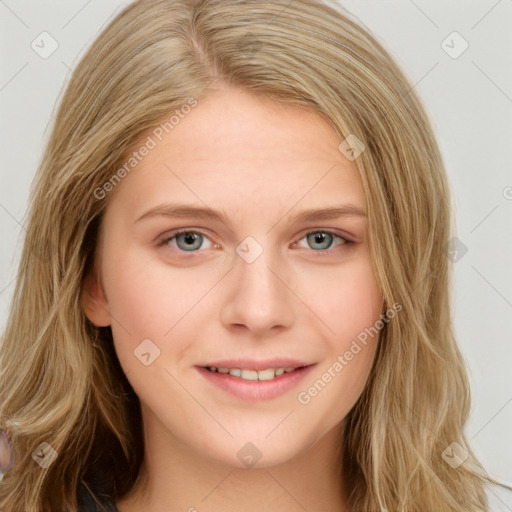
[82,84,383,512]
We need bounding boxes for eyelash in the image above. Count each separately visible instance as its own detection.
[159,229,353,255]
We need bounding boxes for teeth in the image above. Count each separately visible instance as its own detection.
[257,368,275,381]
[240,369,259,381]
[207,366,296,381]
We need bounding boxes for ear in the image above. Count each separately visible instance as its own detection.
[81,267,111,327]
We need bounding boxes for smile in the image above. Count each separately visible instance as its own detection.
[197,363,315,401]
[205,366,298,381]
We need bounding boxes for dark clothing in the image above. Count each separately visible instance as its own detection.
[77,479,119,512]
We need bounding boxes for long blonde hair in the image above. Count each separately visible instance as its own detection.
[0,0,494,510]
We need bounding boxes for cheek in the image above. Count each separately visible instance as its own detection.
[295,266,382,437]
[101,246,224,338]
[100,244,229,383]
[295,253,382,344]
[292,254,382,410]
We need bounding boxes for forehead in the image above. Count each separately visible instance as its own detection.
[107,85,365,221]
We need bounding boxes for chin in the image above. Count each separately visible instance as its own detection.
[196,433,312,471]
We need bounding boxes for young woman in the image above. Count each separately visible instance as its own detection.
[0,1,509,511]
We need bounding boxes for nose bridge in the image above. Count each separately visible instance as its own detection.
[219,236,294,333]
[237,242,277,294]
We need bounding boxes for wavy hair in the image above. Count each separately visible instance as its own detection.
[0,0,494,510]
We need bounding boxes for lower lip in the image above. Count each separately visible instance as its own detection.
[196,366,315,401]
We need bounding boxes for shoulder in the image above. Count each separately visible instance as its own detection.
[486,480,512,512]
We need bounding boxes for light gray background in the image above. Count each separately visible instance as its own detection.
[1,0,511,483]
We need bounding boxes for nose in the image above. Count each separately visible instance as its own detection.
[219,245,295,336]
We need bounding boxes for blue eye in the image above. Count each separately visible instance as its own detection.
[162,231,214,252]
[297,231,348,251]
[160,229,349,254]
[306,232,334,250]
[176,232,202,251]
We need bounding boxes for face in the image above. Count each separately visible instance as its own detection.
[83,85,383,469]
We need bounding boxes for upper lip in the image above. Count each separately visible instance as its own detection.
[199,359,314,371]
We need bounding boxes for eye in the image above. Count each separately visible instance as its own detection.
[295,230,349,252]
[159,229,351,254]
[160,230,215,252]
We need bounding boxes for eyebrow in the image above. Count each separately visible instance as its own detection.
[135,202,366,225]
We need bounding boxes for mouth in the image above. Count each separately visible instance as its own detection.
[196,360,315,401]
[203,365,306,381]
